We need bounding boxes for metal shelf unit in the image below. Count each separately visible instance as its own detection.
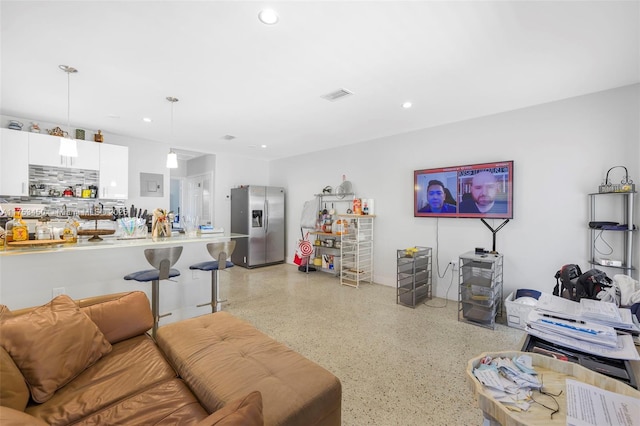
[308,231,340,275]
[340,215,374,288]
[458,251,503,330]
[396,247,432,308]
[588,192,636,278]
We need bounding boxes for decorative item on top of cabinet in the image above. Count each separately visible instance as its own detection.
[47,126,66,137]
[75,129,85,140]
[8,120,23,131]
[94,130,104,142]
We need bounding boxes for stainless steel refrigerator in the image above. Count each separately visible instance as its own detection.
[230,186,285,268]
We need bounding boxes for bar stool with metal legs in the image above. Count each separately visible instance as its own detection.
[124,246,183,339]
[190,241,236,313]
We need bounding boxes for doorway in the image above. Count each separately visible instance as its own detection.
[185,172,213,226]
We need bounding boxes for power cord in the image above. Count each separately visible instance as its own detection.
[424,217,456,308]
[594,230,614,256]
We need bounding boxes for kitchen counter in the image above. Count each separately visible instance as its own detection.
[0,232,247,256]
[0,232,250,319]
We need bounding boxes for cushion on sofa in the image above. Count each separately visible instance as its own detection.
[26,334,178,426]
[0,345,29,412]
[156,312,342,426]
[71,378,209,426]
[195,391,263,426]
[0,406,48,426]
[79,291,154,344]
[0,295,112,403]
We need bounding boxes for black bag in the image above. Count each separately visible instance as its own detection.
[576,269,612,301]
[553,264,612,302]
[553,264,582,300]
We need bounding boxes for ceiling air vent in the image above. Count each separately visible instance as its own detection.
[221,135,236,140]
[321,88,353,102]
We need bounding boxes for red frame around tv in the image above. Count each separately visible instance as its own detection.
[414,160,514,219]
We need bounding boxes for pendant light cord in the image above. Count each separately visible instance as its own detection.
[67,70,71,136]
[167,96,179,147]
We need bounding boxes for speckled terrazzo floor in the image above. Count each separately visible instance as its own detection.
[218,263,524,426]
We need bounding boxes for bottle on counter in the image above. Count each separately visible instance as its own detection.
[35,216,53,240]
[6,207,29,243]
[61,215,79,243]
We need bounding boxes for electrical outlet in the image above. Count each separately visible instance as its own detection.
[450,260,458,271]
[52,287,65,297]
[192,270,200,280]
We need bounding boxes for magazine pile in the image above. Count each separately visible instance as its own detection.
[525,294,640,361]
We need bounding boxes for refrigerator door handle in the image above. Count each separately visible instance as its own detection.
[264,200,269,233]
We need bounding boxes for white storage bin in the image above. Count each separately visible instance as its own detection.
[504,292,540,330]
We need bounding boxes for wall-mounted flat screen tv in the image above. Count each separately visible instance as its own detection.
[414,160,514,219]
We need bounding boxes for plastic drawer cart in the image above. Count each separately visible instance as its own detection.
[458,251,503,329]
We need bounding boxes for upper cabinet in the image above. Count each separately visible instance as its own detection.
[0,128,29,196]
[0,128,129,200]
[28,132,99,170]
[99,143,128,199]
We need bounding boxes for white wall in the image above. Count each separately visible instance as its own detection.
[214,153,270,233]
[270,85,640,299]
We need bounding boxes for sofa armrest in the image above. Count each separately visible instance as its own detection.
[0,406,48,426]
[194,391,263,426]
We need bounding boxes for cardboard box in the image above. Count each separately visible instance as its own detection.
[504,292,538,330]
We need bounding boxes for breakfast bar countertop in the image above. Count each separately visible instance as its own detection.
[0,233,248,256]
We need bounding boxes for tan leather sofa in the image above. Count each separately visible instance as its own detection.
[0,291,341,425]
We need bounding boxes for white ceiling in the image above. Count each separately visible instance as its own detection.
[1,1,638,161]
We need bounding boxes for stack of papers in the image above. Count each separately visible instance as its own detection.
[526,294,640,361]
[535,294,640,332]
[472,355,541,412]
[528,312,618,348]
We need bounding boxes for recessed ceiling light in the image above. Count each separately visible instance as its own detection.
[261,144,267,149]
[402,102,412,109]
[107,114,120,119]
[143,117,152,123]
[258,9,279,25]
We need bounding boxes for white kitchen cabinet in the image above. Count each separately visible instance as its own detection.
[0,128,29,196]
[28,132,99,170]
[99,143,128,199]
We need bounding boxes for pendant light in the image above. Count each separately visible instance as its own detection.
[59,65,78,157]
[166,96,178,169]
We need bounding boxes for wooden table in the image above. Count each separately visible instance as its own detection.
[467,351,640,426]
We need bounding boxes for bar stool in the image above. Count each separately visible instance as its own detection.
[190,241,236,313]
[124,246,183,338]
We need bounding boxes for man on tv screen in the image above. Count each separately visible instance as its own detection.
[459,171,507,214]
[418,180,457,213]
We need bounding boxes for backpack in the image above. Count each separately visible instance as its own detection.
[553,264,612,302]
[576,269,612,301]
[553,264,582,300]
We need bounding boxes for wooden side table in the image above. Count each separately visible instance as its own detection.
[466,351,640,426]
